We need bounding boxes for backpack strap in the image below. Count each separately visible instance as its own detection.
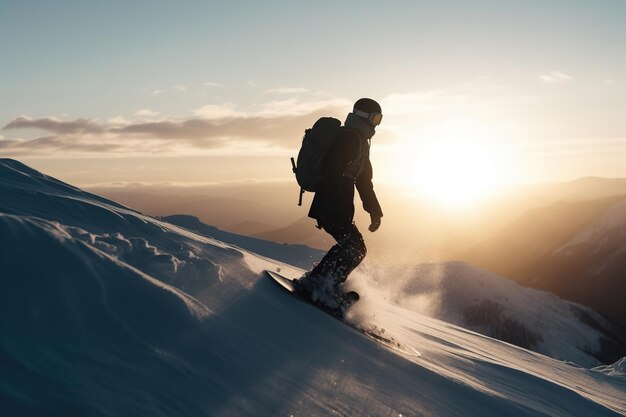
[291,157,305,206]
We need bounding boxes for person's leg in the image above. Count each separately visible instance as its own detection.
[309,221,366,286]
[296,225,342,293]
[327,222,366,285]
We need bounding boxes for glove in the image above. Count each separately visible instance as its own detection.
[368,214,382,232]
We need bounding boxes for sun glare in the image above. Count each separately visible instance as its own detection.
[414,140,497,205]
[393,119,504,207]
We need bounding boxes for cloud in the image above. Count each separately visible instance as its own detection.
[511,137,626,156]
[108,116,130,125]
[1,98,349,156]
[0,135,127,154]
[152,85,188,97]
[4,116,105,135]
[135,109,160,117]
[264,87,309,94]
[256,97,351,117]
[381,91,460,116]
[204,82,225,87]
[539,71,573,83]
[192,103,246,119]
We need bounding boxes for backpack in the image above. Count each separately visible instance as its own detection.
[290,117,342,205]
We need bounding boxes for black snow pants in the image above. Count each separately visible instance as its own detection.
[309,221,366,286]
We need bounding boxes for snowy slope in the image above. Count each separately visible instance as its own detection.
[163,214,323,270]
[358,262,625,367]
[1,159,625,417]
[166,213,624,367]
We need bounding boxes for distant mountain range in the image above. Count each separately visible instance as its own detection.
[93,176,626,258]
[461,195,626,331]
[96,188,300,233]
[523,177,626,201]
[251,216,334,249]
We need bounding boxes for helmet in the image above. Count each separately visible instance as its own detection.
[353,98,383,127]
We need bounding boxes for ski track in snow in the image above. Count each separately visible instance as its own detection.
[1,158,625,417]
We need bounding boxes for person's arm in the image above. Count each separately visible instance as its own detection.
[356,158,383,220]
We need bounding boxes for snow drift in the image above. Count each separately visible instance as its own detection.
[0,159,625,417]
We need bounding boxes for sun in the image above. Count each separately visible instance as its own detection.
[391,119,504,207]
[413,140,497,205]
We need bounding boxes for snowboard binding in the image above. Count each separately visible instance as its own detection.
[292,276,360,318]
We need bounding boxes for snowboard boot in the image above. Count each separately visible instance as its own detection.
[293,273,338,309]
[337,291,360,317]
[292,272,323,301]
[293,273,360,317]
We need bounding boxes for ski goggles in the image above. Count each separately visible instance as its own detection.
[354,109,383,127]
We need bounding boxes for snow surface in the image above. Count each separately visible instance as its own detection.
[1,159,625,416]
[354,262,622,367]
[172,214,623,367]
[164,214,323,270]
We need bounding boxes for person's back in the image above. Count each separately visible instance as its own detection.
[294,98,384,311]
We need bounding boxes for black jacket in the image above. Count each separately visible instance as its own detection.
[308,129,383,228]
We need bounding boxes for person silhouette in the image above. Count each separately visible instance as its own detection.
[294,98,384,308]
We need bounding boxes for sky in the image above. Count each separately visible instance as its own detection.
[1,0,626,204]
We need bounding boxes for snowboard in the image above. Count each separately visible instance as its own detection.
[265,270,421,357]
[266,269,358,318]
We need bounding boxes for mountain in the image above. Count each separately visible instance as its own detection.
[252,216,334,249]
[1,158,625,416]
[93,183,304,234]
[226,219,278,235]
[525,177,626,202]
[462,196,626,330]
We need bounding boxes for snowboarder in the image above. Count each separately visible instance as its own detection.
[293,98,384,308]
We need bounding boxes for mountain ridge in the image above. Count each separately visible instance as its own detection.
[462,195,626,330]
